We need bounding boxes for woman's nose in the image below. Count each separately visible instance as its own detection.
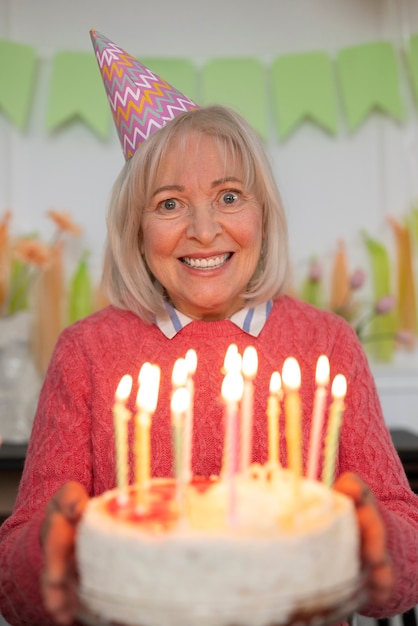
[186,204,222,243]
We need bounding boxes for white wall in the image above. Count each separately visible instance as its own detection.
[1,0,418,287]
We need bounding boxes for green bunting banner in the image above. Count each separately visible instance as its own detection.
[0,36,418,140]
[0,40,37,129]
[45,52,110,137]
[271,52,338,139]
[201,58,268,139]
[337,41,405,131]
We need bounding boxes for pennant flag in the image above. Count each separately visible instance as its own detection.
[271,52,338,139]
[337,42,405,131]
[406,35,418,106]
[141,58,198,104]
[201,58,268,139]
[45,51,110,138]
[0,39,37,129]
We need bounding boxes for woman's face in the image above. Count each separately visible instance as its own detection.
[140,132,264,320]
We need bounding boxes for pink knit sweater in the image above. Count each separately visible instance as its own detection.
[0,296,417,625]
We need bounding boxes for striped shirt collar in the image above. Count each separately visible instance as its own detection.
[155,300,273,339]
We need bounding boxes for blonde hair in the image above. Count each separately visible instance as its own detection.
[102,105,289,322]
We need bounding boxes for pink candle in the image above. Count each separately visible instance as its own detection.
[267,371,282,466]
[306,355,330,480]
[240,346,258,473]
[222,370,244,526]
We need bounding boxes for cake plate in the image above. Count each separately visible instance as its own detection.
[76,574,368,626]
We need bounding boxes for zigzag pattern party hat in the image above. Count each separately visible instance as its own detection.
[90,29,199,160]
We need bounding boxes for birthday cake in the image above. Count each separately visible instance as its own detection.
[76,466,360,626]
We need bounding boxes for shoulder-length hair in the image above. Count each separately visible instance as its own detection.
[102,105,289,322]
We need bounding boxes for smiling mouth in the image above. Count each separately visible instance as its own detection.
[181,253,232,270]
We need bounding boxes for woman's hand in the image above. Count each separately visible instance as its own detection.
[40,481,89,625]
[334,472,395,607]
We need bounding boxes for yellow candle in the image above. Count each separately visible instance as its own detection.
[112,374,133,500]
[240,346,258,473]
[322,374,347,487]
[135,363,161,493]
[307,355,330,480]
[267,371,281,466]
[282,357,302,479]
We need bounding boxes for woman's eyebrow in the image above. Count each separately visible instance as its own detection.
[152,184,185,197]
[211,176,242,188]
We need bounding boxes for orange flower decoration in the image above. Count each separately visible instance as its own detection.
[47,209,83,236]
[13,239,52,268]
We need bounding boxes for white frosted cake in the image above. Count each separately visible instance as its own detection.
[76,465,360,626]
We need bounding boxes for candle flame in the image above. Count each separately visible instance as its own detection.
[115,374,133,402]
[223,344,242,374]
[242,346,258,379]
[282,357,301,390]
[171,386,190,415]
[331,374,347,399]
[315,355,330,386]
[222,371,244,403]
[269,371,282,394]
[137,364,161,412]
[172,357,188,387]
[185,349,197,375]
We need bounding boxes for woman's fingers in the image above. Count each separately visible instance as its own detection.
[41,482,89,624]
[334,472,395,606]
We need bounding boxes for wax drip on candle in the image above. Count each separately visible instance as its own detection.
[322,374,347,487]
[267,371,282,467]
[307,355,330,481]
[282,357,303,479]
[222,370,244,526]
[240,346,258,473]
[113,374,133,501]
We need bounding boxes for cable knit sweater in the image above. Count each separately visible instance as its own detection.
[0,296,417,626]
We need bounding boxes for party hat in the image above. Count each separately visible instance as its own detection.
[90,29,199,160]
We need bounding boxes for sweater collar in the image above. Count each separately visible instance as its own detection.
[155,300,273,339]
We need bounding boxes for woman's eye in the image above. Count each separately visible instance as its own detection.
[222,191,238,205]
[161,198,177,211]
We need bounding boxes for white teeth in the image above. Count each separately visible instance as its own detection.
[182,253,230,269]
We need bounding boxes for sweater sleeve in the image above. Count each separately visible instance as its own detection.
[332,321,418,617]
[0,328,93,626]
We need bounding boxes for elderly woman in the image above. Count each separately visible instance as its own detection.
[0,37,417,626]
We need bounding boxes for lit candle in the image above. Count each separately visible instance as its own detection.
[223,343,242,374]
[282,357,303,479]
[267,371,282,466]
[222,370,244,526]
[171,386,190,517]
[135,363,161,493]
[306,355,330,480]
[240,346,258,473]
[112,374,133,500]
[322,374,347,487]
[184,349,197,483]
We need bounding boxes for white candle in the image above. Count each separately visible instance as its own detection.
[135,363,161,492]
[113,374,133,500]
[240,346,258,473]
[322,374,347,487]
[171,386,190,518]
[184,349,197,483]
[307,355,330,480]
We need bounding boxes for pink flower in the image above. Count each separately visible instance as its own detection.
[308,259,322,282]
[375,295,395,315]
[350,268,366,290]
